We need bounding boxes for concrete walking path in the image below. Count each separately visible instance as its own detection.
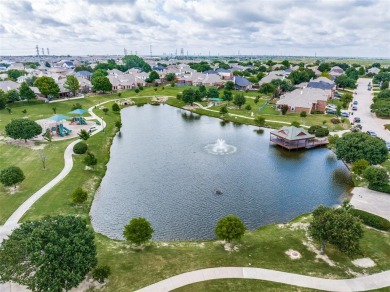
[0,104,106,242]
[137,267,390,292]
[350,187,390,221]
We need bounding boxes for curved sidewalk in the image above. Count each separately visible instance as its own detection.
[137,267,390,292]
[0,104,105,242]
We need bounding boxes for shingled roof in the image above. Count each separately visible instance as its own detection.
[270,126,314,141]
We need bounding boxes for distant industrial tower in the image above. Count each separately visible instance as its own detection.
[47,48,50,55]
[150,45,152,58]
[124,48,127,56]
[36,45,39,57]
[41,48,44,55]
[180,48,184,56]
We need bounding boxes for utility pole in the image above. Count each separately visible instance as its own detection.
[150,45,152,58]
[47,48,50,55]
[124,48,127,56]
[41,48,44,56]
[36,45,39,57]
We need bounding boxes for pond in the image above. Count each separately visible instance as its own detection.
[90,105,352,240]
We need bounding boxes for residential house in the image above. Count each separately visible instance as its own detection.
[307,77,336,91]
[276,87,331,114]
[234,76,252,90]
[74,71,92,80]
[329,66,345,80]
[0,80,20,92]
[7,63,25,70]
[259,71,287,85]
[368,67,380,75]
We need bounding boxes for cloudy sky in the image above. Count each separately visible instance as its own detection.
[0,0,389,57]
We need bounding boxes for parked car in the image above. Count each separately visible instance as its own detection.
[366,130,377,137]
[326,109,336,114]
[334,92,341,98]
[340,112,349,117]
[88,126,97,133]
[327,104,337,109]
[352,105,358,110]
[353,117,361,123]
[353,101,358,105]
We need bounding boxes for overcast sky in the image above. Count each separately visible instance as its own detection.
[0,0,389,57]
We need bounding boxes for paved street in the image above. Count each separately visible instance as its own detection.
[351,78,390,141]
[350,187,390,221]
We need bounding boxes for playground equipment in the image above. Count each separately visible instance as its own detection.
[56,124,72,137]
[71,116,87,125]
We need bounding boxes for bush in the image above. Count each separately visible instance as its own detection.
[73,142,88,154]
[281,105,288,115]
[0,166,25,187]
[71,103,83,110]
[291,121,300,127]
[112,103,120,112]
[308,125,322,134]
[331,118,340,124]
[363,166,388,187]
[315,127,329,137]
[300,111,307,117]
[92,265,111,283]
[135,88,140,93]
[71,187,88,204]
[351,159,369,175]
[84,152,97,167]
[312,110,324,114]
[350,209,390,231]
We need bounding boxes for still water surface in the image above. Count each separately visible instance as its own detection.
[90,105,351,240]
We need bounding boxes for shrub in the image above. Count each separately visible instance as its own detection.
[0,166,25,187]
[215,215,246,242]
[281,105,288,115]
[351,159,370,175]
[71,187,88,204]
[331,118,340,124]
[71,103,83,110]
[123,217,154,246]
[245,104,252,111]
[363,166,388,187]
[78,129,90,141]
[290,121,300,127]
[308,125,322,134]
[311,110,324,114]
[112,103,120,112]
[315,127,329,137]
[300,111,307,117]
[73,142,88,154]
[92,265,111,283]
[83,152,97,167]
[350,209,390,231]
[254,116,266,127]
[135,88,140,93]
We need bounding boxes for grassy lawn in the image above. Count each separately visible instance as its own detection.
[94,216,390,291]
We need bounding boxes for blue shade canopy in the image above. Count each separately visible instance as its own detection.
[68,109,88,115]
[47,114,71,122]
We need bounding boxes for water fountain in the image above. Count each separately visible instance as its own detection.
[204,139,237,155]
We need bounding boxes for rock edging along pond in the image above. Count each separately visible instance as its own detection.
[90,105,352,241]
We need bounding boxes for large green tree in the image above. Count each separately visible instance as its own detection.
[146,70,160,83]
[123,217,154,246]
[0,89,7,109]
[0,216,97,291]
[233,93,246,109]
[7,69,26,81]
[288,69,315,85]
[5,119,42,142]
[92,76,112,92]
[122,55,152,72]
[181,88,201,105]
[259,83,276,95]
[6,89,20,102]
[335,75,356,89]
[34,76,60,99]
[224,81,235,91]
[215,215,246,242]
[207,87,219,99]
[19,82,36,101]
[309,206,363,256]
[335,132,388,165]
[0,166,25,188]
[164,73,176,82]
[64,75,80,96]
[363,166,388,187]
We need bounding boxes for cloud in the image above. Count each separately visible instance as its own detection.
[0,0,389,57]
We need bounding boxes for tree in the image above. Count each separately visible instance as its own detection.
[245,104,252,111]
[233,93,246,109]
[363,166,388,187]
[259,83,275,95]
[281,59,290,68]
[78,129,90,140]
[123,217,154,246]
[288,69,315,85]
[0,216,97,291]
[6,89,20,102]
[318,63,330,72]
[75,65,93,72]
[281,105,289,115]
[336,105,341,117]
[0,166,25,188]
[34,76,60,99]
[102,107,109,115]
[181,88,201,105]
[165,73,176,82]
[115,120,122,130]
[380,81,389,91]
[335,132,388,164]
[358,67,365,76]
[223,90,233,103]
[92,76,112,93]
[39,151,47,169]
[208,87,219,99]
[6,69,26,81]
[112,103,120,112]
[5,119,42,142]
[309,206,363,256]
[64,75,80,97]
[254,116,266,127]
[19,82,36,101]
[45,61,51,68]
[91,69,108,80]
[377,89,390,99]
[335,75,356,89]
[92,265,111,283]
[345,68,359,80]
[198,85,207,98]
[291,121,300,127]
[73,142,88,154]
[371,62,381,68]
[0,89,6,110]
[71,187,88,204]
[224,81,235,91]
[300,111,307,117]
[254,96,260,104]
[352,159,370,175]
[219,105,228,115]
[122,55,152,72]
[215,215,246,242]
[84,152,97,167]
[146,70,159,83]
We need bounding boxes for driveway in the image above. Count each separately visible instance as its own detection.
[351,78,390,141]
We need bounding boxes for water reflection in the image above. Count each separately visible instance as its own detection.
[181,111,201,121]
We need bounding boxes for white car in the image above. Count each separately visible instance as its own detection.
[88,126,98,133]
[326,104,337,109]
